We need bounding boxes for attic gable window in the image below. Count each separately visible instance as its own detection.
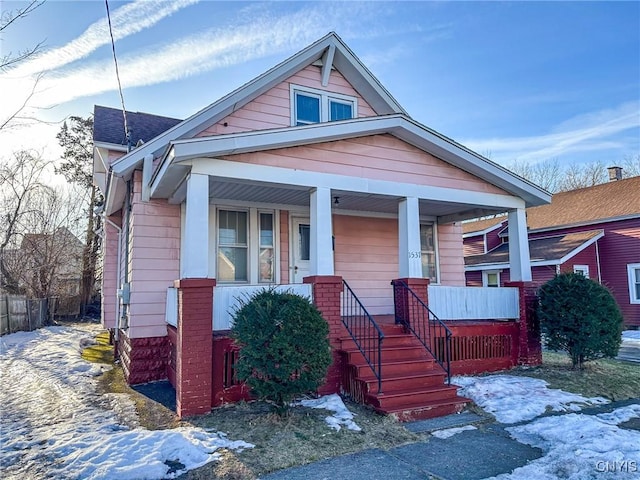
[291,85,356,126]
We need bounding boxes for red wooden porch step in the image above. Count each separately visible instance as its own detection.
[339,322,470,421]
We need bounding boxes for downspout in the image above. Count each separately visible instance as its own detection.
[121,179,132,329]
[595,240,602,283]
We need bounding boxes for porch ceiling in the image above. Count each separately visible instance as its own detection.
[203,177,506,220]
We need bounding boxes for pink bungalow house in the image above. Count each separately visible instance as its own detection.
[93,33,551,419]
[463,172,640,328]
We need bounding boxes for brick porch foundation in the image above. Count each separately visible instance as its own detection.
[505,281,542,366]
[304,275,344,395]
[118,331,170,384]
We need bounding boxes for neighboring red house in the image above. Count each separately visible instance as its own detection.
[93,33,551,419]
[464,172,640,327]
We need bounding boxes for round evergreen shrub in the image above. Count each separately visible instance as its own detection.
[538,273,623,369]
[231,289,332,413]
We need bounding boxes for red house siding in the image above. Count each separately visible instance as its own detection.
[559,243,599,279]
[486,226,505,252]
[463,236,484,256]
[529,218,640,327]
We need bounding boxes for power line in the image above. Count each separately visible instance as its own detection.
[104,0,131,150]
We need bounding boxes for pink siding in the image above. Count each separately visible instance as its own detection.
[438,223,466,286]
[279,210,290,284]
[333,215,397,315]
[223,134,510,195]
[108,150,125,165]
[128,170,180,339]
[198,65,377,137]
[530,219,640,326]
[463,235,484,256]
[102,212,121,329]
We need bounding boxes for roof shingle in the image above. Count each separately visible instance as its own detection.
[93,105,182,147]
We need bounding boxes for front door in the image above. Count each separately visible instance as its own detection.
[292,217,310,283]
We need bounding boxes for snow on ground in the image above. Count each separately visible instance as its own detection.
[622,330,640,343]
[294,394,361,431]
[431,425,477,439]
[492,404,640,480]
[0,325,252,480]
[453,375,609,424]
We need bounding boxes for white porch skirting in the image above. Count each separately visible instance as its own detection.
[428,285,520,320]
[213,284,313,331]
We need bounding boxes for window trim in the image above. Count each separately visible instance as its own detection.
[483,270,501,288]
[419,222,438,283]
[217,208,250,283]
[628,263,640,304]
[290,84,357,126]
[215,206,279,285]
[573,265,589,278]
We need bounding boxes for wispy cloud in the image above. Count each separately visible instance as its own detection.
[3,0,199,79]
[5,2,394,113]
[461,101,640,163]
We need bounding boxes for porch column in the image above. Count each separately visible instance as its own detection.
[508,208,532,282]
[398,197,422,278]
[310,187,334,275]
[183,173,209,278]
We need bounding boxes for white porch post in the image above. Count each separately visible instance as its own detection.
[183,173,209,278]
[508,208,532,281]
[310,187,334,275]
[398,197,422,277]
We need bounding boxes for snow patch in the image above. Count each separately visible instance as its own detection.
[453,375,608,424]
[431,425,477,439]
[294,394,362,431]
[492,404,640,480]
[0,326,253,479]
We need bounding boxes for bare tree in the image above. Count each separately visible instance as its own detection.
[0,151,85,306]
[56,115,102,315]
[622,154,640,178]
[0,0,45,71]
[507,158,563,193]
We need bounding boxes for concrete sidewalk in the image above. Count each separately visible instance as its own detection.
[261,400,640,480]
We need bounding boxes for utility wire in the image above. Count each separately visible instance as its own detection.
[104,0,131,150]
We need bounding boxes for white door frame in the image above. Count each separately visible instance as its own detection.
[290,216,310,283]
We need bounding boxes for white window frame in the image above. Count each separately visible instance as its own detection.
[628,263,640,304]
[290,84,357,126]
[215,206,279,285]
[573,265,589,278]
[483,270,501,288]
[420,222,438,283]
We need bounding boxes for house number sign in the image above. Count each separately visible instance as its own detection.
[408,252,422,259]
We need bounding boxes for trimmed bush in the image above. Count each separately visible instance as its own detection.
[231,289,332,413]
[538,273,623,369]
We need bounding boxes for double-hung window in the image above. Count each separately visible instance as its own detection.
[420,224,438,282]
[483,271,501,288]
[291,85,356,126]
[217,209,276,284]
[218,210,248,282]
[628,263,640,304]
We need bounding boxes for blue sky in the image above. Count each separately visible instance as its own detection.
[1,0,638,170]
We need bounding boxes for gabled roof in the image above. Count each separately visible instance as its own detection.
[526,176,640,231]
[462,216,507,236]
[93,105,181,147]
[465,230,605,270]
[109,32,406,178]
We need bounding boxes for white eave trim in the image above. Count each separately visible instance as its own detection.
[462,220,507,238]
[152,114,551,207]
[529,214,640,234]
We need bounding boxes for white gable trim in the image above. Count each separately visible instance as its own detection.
[109,32,406,179]
[151,115,550,207]
[462,220,507,238]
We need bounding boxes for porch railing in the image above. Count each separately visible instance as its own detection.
[341,280,385,393]
[392,279,452,384]
[213,284,313,331]
[428,285,520,321]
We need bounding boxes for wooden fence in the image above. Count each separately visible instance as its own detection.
[0,295,50,336]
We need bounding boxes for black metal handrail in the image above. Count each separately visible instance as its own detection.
[391,279,452,384]
[341,280,385,393]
